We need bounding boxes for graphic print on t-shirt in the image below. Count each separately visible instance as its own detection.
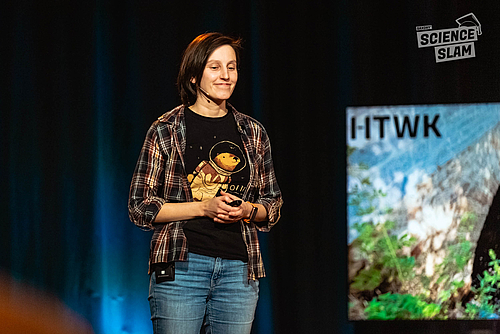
[187,140,247,201]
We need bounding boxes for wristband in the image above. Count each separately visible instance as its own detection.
[243,202,258,223]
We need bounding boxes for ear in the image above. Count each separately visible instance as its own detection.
[190,77,196,84]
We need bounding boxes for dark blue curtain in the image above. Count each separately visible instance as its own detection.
[4,0,500,333]
[2,1,349,333]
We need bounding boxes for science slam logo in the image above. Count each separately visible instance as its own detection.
[416,13,481,63]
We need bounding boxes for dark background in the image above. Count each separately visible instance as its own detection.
[2,0,500,333]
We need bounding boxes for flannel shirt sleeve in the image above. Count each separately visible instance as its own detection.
[128,123,167,230]
[254,128,283,232]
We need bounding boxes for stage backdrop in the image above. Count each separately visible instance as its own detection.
[3,0,500,334]
[1,1,348,333]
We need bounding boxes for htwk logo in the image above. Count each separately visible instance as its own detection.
[416,13,481,63]
[349,114,441,140]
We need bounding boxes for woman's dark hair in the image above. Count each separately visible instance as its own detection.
[177,32,242,106]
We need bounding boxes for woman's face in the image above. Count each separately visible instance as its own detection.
[195,44,238,104]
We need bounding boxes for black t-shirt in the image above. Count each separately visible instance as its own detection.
[182,107,249,262]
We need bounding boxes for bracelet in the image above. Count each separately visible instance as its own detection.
[243,202,258,223]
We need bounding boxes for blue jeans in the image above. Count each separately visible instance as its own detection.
[149,253,259,334]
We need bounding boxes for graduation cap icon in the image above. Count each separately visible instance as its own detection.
[456,13,482,35]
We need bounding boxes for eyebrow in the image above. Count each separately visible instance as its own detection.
[206,59,237,64]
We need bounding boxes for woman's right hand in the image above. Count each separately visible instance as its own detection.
[204,191,244,224]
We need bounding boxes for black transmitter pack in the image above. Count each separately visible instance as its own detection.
[154,262,175,283]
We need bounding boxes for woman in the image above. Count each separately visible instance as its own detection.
[128,32,283,334]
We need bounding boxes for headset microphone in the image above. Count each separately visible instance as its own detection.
[198,87,212,103]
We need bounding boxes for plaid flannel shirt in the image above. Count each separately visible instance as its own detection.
[128,105,283,280]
